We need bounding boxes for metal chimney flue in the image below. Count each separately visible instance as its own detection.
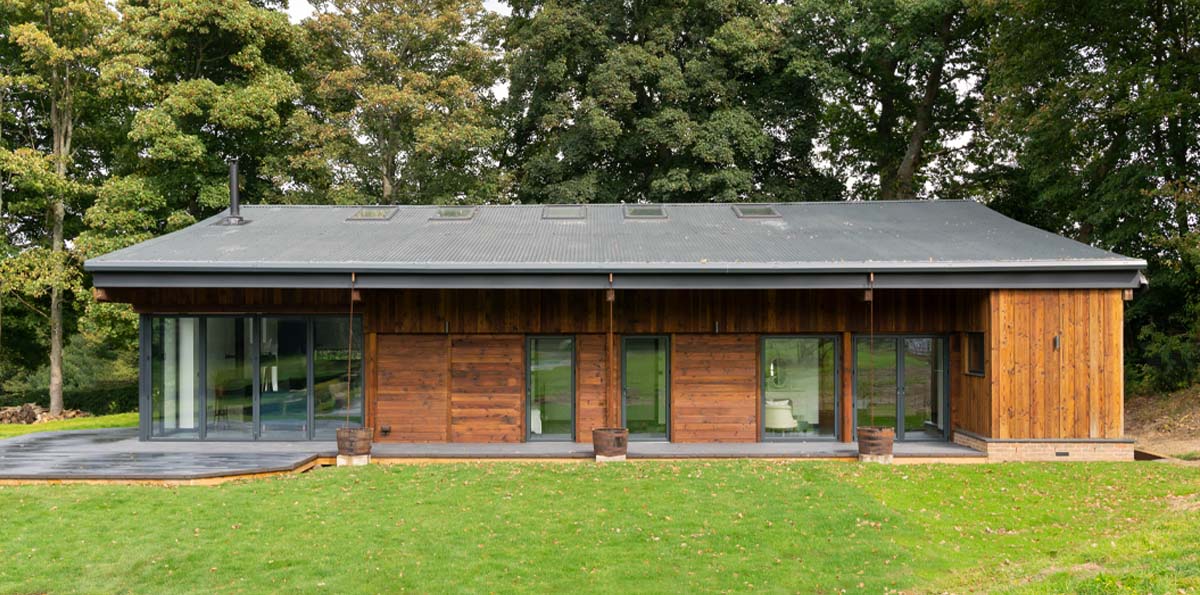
[220,158,246,225]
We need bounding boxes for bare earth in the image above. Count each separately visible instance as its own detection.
[1126,386,1200,458]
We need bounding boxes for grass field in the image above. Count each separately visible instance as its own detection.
[0,461,1197,594]
[0,412,138,439]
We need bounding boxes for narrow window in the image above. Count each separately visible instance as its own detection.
[966,332,986,376]
[542,205,586,220]
[347,207,397,221]
[527,337,575,441]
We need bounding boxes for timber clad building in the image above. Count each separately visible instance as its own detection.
[85,201,1147,461]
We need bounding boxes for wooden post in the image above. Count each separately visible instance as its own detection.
[606,275,618,427]
[840,330,854,442]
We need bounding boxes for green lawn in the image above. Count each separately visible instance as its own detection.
[0,412,138,439]
[0,462,1198,593]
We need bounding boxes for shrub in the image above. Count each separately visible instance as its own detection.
[0,383,138,415]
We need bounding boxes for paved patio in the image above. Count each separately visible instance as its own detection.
[0,429,983,482]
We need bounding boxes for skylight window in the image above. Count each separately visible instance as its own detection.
[542,205,586,220]
[624,205,667,219]
[732,204,781,219]
[430,206,476,220]
[347,207,398,221]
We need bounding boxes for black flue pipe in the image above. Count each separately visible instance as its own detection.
[228,158,241,221]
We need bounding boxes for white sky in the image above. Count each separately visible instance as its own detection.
[286,0,511,22]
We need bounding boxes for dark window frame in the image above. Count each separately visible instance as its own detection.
[759,334,841,442]
[140,314,364,442]
[623,204,668,220]
[525,335,577,442]
[965,332,986,377]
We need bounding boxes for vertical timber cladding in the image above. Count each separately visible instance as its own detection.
[670,334,759,442]
[990,289,1124,440]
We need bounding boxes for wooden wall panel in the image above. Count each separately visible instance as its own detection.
[989,289,1123,439]
[449,335,524,443]
[575,335,608,443]
[670,334,758,443]
[375,335,449,443]
[111,287,352,313]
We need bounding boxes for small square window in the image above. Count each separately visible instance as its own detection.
[347,207,397,221]
[542,205,586,220]
[430,206,476,220]
[966,332,985,376]
[732,204,781,218]
[624,204,667,219]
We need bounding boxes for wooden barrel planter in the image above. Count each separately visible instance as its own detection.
[336,427,373,456]
[856,426,895,458]
[593,427,629,460]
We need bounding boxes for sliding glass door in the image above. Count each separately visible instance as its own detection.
[854,336,948,441]
[144,314,363,441]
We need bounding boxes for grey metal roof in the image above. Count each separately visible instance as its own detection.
[85,200,1145,275]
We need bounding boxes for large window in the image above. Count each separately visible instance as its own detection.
[762,337,838,439]
[145,315,363,441]
[527,337,574,441]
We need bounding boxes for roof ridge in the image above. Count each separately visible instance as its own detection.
[233,199,977,209]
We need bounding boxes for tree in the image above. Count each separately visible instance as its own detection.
[99,0,302,220]
[502,0,836,204]
[2,0,114,414]
[788,0,983,200]
[300,0,503,204]
[979,0,1200,391]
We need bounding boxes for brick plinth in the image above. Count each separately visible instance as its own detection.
[952,432,1134,462]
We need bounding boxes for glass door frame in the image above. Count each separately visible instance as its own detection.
[851,334,951,442]
[620,335,671,442]
[759,334,842,442]
[525,335,576,442]
[139,313,363,441]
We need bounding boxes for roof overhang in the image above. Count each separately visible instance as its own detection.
[91,268,1148,291]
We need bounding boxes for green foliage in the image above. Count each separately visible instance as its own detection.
[502,0,837,203]
[299,0,503,203]
[0,384,137,415]
[979,0,1200,392]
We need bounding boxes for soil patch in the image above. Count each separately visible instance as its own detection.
[1126,386,1200,458]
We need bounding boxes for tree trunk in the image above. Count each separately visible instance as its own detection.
[48,85,69,417]
[893,12,954,200]
[875,57,900,200]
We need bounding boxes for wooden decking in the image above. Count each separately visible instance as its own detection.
[0,429,986,485]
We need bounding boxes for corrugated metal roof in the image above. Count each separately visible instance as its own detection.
[84,201,1146,274]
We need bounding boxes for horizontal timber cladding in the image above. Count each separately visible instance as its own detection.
[990,289,1124,440]
[374,335,449,442]
[575,335,609,443]
[670,334,759,443]
[449,335,525,443]
[362,288,990,335]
